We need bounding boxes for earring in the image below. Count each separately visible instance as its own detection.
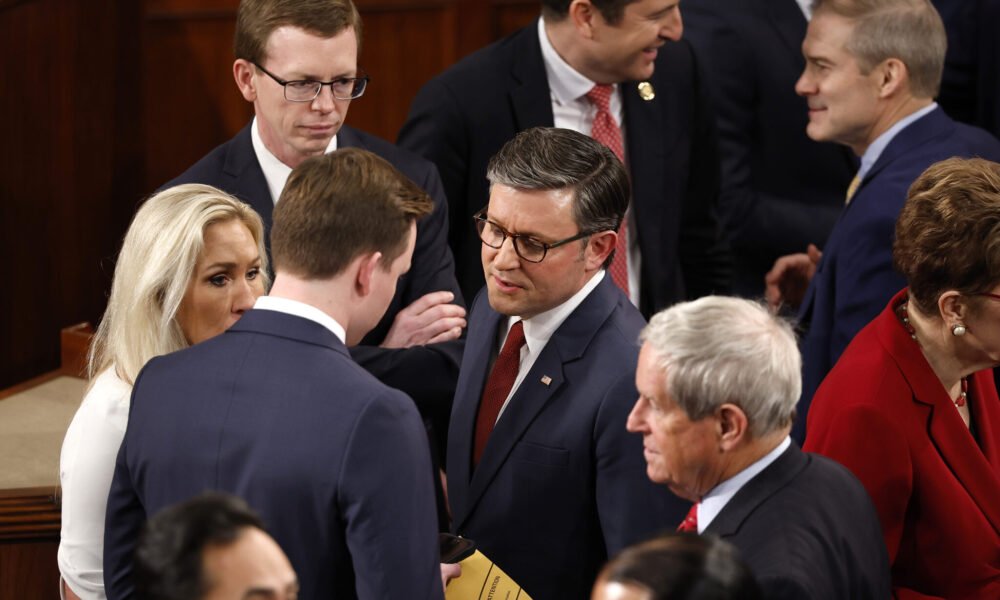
[952,324,967,337]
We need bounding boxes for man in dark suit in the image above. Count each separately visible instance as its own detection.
[627,295,890,599]
[683,0,856,297]
[165,0,465,417]
[104,150,446,599]
[447,128,688,600]
[764,0,1000,440]
[398,0,731,316]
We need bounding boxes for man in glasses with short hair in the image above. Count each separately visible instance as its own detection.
[446,127,688,600]
[162,0,465,520]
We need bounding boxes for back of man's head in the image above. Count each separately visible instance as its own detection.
[135,493,295,600]
[235,0,363,63]
[272,148,433,279]
[812,0,945,98]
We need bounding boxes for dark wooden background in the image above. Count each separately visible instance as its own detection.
[0,0,539,393]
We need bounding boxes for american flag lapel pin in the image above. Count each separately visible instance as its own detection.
[540,375,552,386]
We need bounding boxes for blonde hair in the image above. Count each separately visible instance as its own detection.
[88,184,268,385]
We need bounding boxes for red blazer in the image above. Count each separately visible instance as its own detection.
[805,289,1000,599]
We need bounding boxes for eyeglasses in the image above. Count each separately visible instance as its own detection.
[474,210,596,263]
[253,62,369,101]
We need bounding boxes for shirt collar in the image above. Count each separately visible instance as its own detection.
[250,116,339,204]
[795,0,813,20]
[537,17,613,106]
[697,436,792,532]
[858,103,937,181]
[504,270,606,354]
[253,295,346,344]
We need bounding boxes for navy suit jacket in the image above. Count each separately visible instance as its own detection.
[398,21,731,316]
[103,309,442,600]
[447,276,688,600]
[164,123,463,413]
[684,0,856,296]
[795,107,1000,441]
[704,444,890,599]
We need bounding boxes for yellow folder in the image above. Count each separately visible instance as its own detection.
[445,550,533,600]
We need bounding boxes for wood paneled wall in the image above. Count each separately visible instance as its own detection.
[1,0,537,390]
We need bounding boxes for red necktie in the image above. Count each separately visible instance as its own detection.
[473,321,526,466]
[676,503,699,533]
[586,84,630,297]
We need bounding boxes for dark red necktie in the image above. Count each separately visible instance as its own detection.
[473,321,526,466]
[677,503,699,533]
[586,84,630,297]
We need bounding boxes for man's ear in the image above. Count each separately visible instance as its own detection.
[233,59,258,102]
[716,403,750,451]
[876,57,908,99]
[586,230,617,270]
[569,0,599,39]
[354,252,383,297]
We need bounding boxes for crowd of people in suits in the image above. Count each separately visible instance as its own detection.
[53,0,1000,598]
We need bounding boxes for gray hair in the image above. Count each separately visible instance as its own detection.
[813,0,946,98]
[641,296,801,438]
[89,184,268,385]
[486,127,629,268]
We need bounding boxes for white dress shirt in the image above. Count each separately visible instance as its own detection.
[253,295,347,344]
[492,270,606,422]
[58,368,132,600]
[856,103,938,182]
[250,116,339,204]
[538,19,641,306]
[696,436,792,533]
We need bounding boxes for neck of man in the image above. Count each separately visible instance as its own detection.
[852,94,934,157]
[544,16,611,85]
[268,272,352,335]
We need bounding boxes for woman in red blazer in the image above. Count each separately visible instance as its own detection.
[804,157,1000,599]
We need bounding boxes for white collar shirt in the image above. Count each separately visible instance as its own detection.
[796,0,813,20]
[696,436,792,533]
[253,295,346,345]
[250,116,339,204]
[857,102,937,182]
[493,270,607,423]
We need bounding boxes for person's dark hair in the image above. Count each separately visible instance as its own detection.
[235,0,363,65]
[541,0,638,25]
[599,533,762,600]
[134,493,265,600]
[894,157,1000,315]
[272,147,433,278]
[486,127,629,268]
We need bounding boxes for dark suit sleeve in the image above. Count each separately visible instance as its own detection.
[677,44,733,298]
[398,78,472,256]
[594,373,689,552]
[338,391,443,600]
[103,413,145,599]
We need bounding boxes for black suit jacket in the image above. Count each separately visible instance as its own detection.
[684,0,857,296]
[164,123,463,415]
[703,444,890,599]
[398,21,731,316]
[103,310,442,600]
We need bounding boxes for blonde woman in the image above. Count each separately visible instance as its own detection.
[58,184,268,600]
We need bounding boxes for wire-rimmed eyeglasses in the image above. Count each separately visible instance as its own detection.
[253,62,369,102]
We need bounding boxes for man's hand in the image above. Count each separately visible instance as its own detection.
[765,244,823,310]
[380,291,466,348]
[441,562,462,589]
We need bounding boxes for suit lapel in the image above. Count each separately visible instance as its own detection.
[509,20,556,130]
[855,108,952,199]
[704,445,807,537]
[875,303,1000,535]
[454,278,620,529]
[221,123,275,236]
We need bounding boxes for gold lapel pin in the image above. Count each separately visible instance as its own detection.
[541,375,552,386]
[638,81,655,101]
